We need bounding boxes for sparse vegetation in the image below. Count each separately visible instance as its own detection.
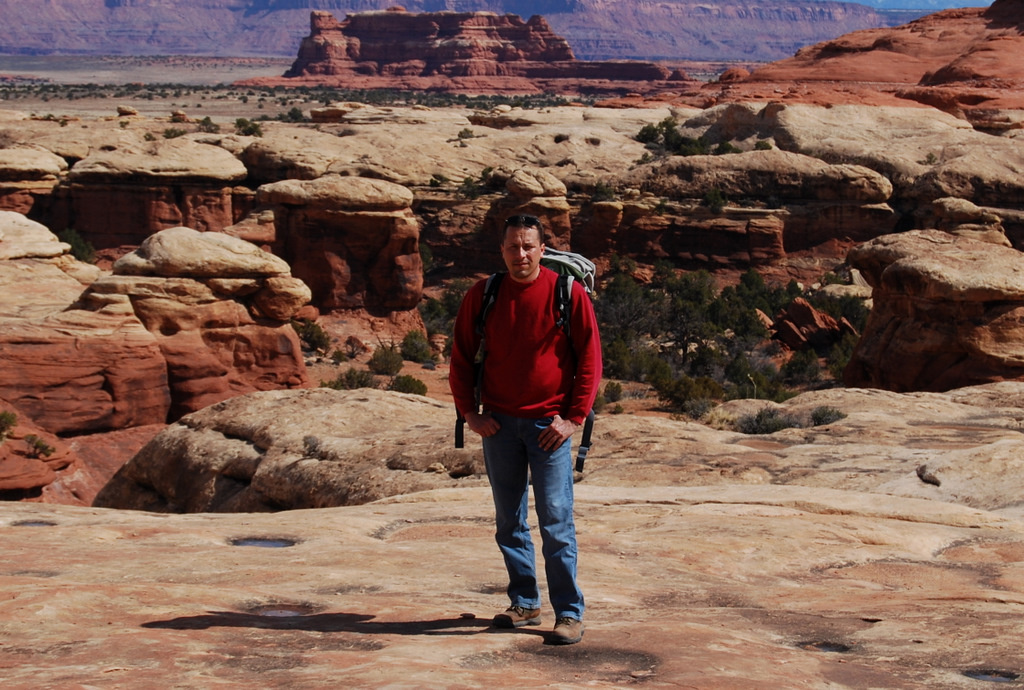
[234,117,263,136]
[389,374,428,395]
[320,368,377,390]
[811,406,847,426]
[703,188,727,213]
[291,319,331,354]
[58,228,95,263]
[23,434,55,458]
[0,411,16,443]
[400,330,435,364]
[736,407,800,434]
[368,343,404,376]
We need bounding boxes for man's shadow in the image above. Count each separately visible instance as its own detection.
[142,610,544,637]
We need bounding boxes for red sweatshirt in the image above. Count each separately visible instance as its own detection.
[449,266,602,425]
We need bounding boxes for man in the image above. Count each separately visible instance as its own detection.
[449,214,602,645]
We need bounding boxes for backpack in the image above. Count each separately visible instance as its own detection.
[454,248,597,473]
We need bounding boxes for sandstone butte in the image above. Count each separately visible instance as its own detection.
[3,4,1024,686]
[241,8,678,95]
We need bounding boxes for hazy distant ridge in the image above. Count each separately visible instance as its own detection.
[0,0,936,62]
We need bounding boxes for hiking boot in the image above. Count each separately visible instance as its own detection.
[492,605,541,629]
[547,617,584,645]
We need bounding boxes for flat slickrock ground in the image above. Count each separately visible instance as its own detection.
[3,482,1024,689]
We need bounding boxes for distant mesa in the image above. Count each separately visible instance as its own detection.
[239,9,679,95]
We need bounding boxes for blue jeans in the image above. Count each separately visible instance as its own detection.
[482,412,584,621]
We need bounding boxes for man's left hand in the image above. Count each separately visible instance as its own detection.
[539,415,578,451]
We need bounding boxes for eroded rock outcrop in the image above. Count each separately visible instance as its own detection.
[66,136,249,248]
[845,229,1024,392]
[0,145,68,216]
[738,0,1024,130]
[0,217,311,442]
[240,175,423,312]
[82,226,312,419]
[0,212,169,436]
[612,147,896,271]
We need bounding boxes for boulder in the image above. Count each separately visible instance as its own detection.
[0,210,70,259]
[845,229,1024,391]
[94,387,485,512]
[773,297,855,351]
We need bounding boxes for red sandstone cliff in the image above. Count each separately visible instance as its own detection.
[0,0,906,63]
[260,9,672,94]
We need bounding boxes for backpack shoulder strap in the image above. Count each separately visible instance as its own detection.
[476,272,505,336]
[555,273,574,339]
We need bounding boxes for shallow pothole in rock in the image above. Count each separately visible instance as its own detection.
[798,640,852,653]
[248,602,321,618]
[962,668,1020,683]
[12,519,58,527]
[229,536,299,548]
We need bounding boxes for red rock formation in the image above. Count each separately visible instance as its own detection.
[0,399,74,500]
[246,175,424,313]
[64,138,249,250]
[845,230,1024,392]
[730,0,1024,121]
[773,297,855,351]
[247,9,673,95]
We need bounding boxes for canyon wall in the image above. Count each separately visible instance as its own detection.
[0,0,911,63]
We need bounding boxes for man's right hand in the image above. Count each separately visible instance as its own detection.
[465,411,500,437]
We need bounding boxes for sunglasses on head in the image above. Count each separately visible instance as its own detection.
[504,214,542,228]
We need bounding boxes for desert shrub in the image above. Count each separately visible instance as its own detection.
[419,242,433,272]
[291,319,331,354]
[652,373,724,414]
[754,139,773,150]
[603,381,623,403]
[320,368,377,390]
[368,344,404,376]
[234,118,263,136]
[58,228,95,263]
[457,176,482,199]
[827,332,860,381]
[683,397,714,420]
[0,410,16,442]
[390,374,428,396]
[591,182,617,202]
[811,406,847,426]
[780,349,821,385]
[703,188,727,213]
[736,407,800,434]
[714,141,742,155]
[23,434,55,458]
[163,127,187,139]
[419,278,472,337]
[400,330,435,364]
[196,116,220,133]
[457,127,475,139]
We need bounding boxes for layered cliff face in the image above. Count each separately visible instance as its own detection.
[0,0,909,63]
[271,9,671,93]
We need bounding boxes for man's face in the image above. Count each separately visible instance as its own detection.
[501,224,545,283]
